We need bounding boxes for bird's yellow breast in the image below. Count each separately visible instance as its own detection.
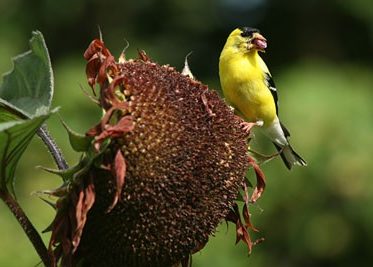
[219,50,276,125]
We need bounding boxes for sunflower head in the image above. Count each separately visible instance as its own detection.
[46,39,265,267]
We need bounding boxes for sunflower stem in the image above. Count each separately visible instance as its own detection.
[37,124,69,170]
[0,189,52,267]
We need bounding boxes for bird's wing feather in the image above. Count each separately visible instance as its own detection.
[265,73,279,115]
[264,74,292,139]
[280,122,291,138]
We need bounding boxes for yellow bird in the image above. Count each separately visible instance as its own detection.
[219,27,306,169]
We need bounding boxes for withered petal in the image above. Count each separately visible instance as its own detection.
[97,55,117,85]
[242,203,258,232]
[84,39,117,89]
[73,181,95,252]
[93,115,134,148]
[85,55,101,88]
[100,76,125,109]
[84,39,111,60]
[106,149,126,212]
[137,49,151,61]
[241,180,259,231]
[240,224,253,254]
[248,156,266,203]
[201,91,216,117]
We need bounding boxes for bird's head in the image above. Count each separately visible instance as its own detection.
[227,27,267,53]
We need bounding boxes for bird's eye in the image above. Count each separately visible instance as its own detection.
[240,31,253,38]
[239,27,259,38]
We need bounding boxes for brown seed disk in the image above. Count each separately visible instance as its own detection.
[74,59,249,267]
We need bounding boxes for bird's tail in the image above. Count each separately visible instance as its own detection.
[273,143,307,170]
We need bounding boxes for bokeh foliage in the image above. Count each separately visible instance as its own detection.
[1,0,373,266]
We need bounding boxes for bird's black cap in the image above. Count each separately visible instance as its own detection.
[239,27,260,37]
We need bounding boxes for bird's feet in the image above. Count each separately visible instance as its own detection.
[240,120,263,133]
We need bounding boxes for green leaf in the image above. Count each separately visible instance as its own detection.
[0,106,20,123]
[0,31,53,118]
[0,113,51,195]
[61,119,93,152]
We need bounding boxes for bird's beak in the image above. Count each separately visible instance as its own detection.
[252,33,267,51]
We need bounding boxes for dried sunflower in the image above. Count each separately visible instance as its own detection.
[45,39,265,267]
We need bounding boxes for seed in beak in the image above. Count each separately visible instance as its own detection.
[252,38,267,50]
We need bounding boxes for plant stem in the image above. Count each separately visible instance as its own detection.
[0,189,52,267]
[37,125,69,170]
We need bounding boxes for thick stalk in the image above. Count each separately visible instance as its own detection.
[0,189,52,267]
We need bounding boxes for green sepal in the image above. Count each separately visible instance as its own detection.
[36,160,84,183]
[38,138,111,184]
[36,196,57,210]
[61,119,93,152]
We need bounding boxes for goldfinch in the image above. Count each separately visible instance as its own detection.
[219,27,306,169]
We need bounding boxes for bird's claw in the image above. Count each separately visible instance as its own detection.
[240,120,263,135]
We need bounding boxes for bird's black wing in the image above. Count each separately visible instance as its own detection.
[265,73,279,115]
[265,73,291,137]
[265,73,293,139]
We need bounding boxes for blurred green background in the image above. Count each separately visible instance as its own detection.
[1,0,373,266]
